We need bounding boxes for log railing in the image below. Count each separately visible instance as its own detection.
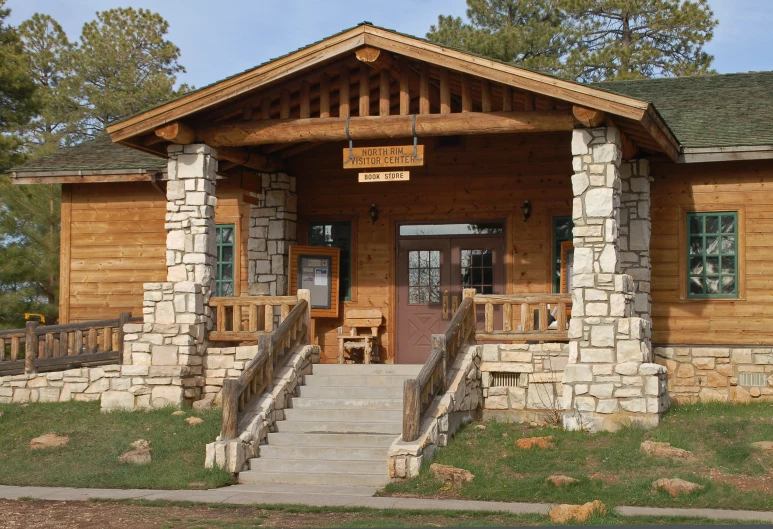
[220,290,311,440]
[402,288,478,442]
[0,313,140,377]
[474,293,572,342]
[209,295,299,342]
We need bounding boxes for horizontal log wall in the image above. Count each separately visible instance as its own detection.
[293,133,575,363]
[62,181,250,323]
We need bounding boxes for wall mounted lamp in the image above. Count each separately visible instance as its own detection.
[369,204,380,225]
[522,200,532,222]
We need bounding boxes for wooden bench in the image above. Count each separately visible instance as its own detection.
[337,309,383,364]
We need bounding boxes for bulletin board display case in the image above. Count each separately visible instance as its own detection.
[289,245,340,318]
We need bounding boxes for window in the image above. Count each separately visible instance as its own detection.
[553,216,573,292]
[216,224,235,296]
[461,249,494,294]
[408,250,441,304]
[399,222,504,236]
[687,212,738,298]
[309,221,352,300]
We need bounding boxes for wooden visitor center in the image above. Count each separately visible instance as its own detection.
[5,23,773,444]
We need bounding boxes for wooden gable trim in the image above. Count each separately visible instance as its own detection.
[11,171,161,185]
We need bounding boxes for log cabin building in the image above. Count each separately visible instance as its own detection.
[7,24,773,446]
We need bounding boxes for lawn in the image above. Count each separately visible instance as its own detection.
[382,401,773,511]
[0,400,234,489]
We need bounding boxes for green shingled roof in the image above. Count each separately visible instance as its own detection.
[9,135,165,174]
[593,71,773,149]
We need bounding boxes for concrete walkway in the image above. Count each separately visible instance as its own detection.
[1,484,773,523]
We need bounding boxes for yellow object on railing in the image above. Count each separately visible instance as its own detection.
[24,313,47,325]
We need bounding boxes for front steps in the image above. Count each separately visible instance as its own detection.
[238,363,421,487]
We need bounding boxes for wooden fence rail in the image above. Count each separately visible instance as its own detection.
[209,295,298,342]
[402,288,478,442]
[473,293,572,342]
[0,313,141,377]
[220,290,312,441]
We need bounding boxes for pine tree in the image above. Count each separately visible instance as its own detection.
[563,0,717,82]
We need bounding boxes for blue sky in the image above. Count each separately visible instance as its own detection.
[7,0,773,89]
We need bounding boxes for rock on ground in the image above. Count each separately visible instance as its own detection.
[185,417,204,425]
[473,424,486,431]
[172,410,186,416]
[130,439,150,451]
[516,436,554,449]
[549,501,606,523]
[547,475,579,487]
[640,440,692,458]
[652,478,704,497]
[30,433,69,450]
[751,441,773,451]
[192,395,216,411]
[118,449,152,465]
[429,464,474,487]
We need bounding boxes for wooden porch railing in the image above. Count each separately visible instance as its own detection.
[220,290,311,441]
[474,293,572,342]
[402,288,478,442]
[209,295,298,342]
[0,313,140,377]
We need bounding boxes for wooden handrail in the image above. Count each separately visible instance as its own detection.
[403,288,477,442]
[474,293,572,342]
[0,313,139,376]
[209,295,299,342]
[220,290,312,441]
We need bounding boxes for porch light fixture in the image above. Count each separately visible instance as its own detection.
[369,203,379,225]
[521,200,532,222]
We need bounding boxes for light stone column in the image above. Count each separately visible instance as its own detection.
[561,127,667,432]
[104,144,218,411]
[248,173,297,297]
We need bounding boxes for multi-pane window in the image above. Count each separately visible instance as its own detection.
[309,222,351,300]
[461,249,494,294]
[687,212,738,298]
[553,216,573,292]
[216,224,235,296]
[408,250,441,304]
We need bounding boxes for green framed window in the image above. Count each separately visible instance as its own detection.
[687,212,738,298]
[216,224,235,296]
[552,216,573,293]
[309,221,352,301]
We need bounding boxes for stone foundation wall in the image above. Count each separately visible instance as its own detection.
[205,344,320,473]
[0,366,123,404]
[201,345,258,399]
[655,346,773,403]
[388,344,482,479]
[480,343,569,422]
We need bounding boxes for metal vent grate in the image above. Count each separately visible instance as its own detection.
[739,372,767,387]
[490,372,519,387]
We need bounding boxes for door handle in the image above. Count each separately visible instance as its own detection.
[442,290,449,320]
[452,295,459,315]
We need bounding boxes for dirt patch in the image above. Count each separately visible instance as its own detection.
[705,468,773,493]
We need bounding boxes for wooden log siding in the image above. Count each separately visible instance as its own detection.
[0,313,138,377]
[474,293,571,342]
[221,292,312,440]
[209,295,298,342]
[402,288,477,442]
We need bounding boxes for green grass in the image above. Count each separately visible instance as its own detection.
[0,400,234,489]
[382,401,773,511]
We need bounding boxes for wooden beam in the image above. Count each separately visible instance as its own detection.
[481,79,492,113]
[199,111,576,147]
[217,146,286,172]
[280,90,290,119]
[502,86,512,112]
[319,73,330,118]
[398,56,410,115]
[641,106,680,162]
[339,64,350,117]
[379,70,390,116]
[155,121,195,144]
[419,63,430,114]
[299,81,310,119]
[461,74,472,113]
[573,105,606,128]
[439,69,450,114]
[359,64,370,116]
[524,93,535,111]
[261,96,271,120]
[12,173,156,185]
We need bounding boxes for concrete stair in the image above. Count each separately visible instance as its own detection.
[238,363,421,487]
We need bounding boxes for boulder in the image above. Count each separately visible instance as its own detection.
[172,410,186,416]
[640,441,691,458]
[652,478,704,497]
[516,436,554,450]
[118,449,151,465]
[751,441,773,452]
[30,433,69,450]
[130,439,151,451]
[430,463,474,487]
[549,500,606,523]
[185,416,204,426]
[547,475,580,487]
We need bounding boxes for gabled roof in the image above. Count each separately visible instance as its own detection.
[594,71,773,149]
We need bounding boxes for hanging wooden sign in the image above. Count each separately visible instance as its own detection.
[358,171,410,183]
[343,145,424,169]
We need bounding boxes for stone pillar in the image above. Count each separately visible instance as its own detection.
[561,127,667,431]
[104,144,218,411]
[248,173,297,296]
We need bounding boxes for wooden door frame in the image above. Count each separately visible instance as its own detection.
[392,218,507,364]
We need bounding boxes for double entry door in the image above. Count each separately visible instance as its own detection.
[396,230,504,364]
